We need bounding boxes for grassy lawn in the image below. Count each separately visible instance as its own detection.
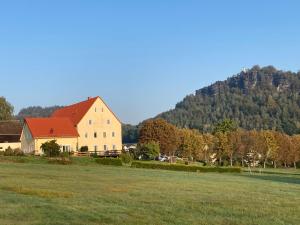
[0,160,299,225]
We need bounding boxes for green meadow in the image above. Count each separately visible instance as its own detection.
[0,159,299,225]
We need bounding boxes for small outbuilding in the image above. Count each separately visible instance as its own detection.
[0,120,22,151]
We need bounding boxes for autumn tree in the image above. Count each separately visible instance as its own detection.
[228,129,245,166]
[290,135,300,168]
[243,130,264,168]
[139,119,179,156]
[213,119,237,165]
[260,131,275,168]
[178,129,205,161]
[275,132,293,167]
[203,133,215,164]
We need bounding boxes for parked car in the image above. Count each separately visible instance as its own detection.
[157,155,169,162]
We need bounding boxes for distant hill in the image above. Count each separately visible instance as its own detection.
[156,65,300,135]
[16,106,63,120]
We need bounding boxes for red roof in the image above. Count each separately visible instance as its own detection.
[25,118,79,138]
[52,97,98,125]
[52,96,121,125]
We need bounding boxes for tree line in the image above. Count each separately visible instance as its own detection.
[138,118,300,168]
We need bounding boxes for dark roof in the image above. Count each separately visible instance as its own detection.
[0,120,22,135]
[0,135,20,143]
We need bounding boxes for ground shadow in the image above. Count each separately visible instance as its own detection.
[240,173,300,185]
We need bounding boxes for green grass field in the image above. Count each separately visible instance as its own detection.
[0,159,299,225]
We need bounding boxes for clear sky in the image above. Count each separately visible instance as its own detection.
[1,0,300,124]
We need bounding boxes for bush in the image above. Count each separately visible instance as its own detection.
[138,141,160,160]
[222,160,229,167]
[4,147,13,156]
[95,158,123,166]
[4,147,24,156]
[90,152,98,158]
[120,152,133,164]
[41,140,60,157]
[48,157,72,165]
[80,146,89,152]
[131,161,241,173]
[60,152,71,158]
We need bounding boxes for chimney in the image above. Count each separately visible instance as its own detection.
[87,97,92,100]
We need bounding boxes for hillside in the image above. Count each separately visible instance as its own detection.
[16,106,63,120]
[157,66,300,135]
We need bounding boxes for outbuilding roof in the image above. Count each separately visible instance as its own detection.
[25,118,79,138]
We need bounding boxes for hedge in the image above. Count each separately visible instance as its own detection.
[131,161,241,173]
[95,158,123,166]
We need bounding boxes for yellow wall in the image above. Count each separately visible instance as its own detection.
[77,98,122,152]
[0,142,21,151]
[34,137,77,155]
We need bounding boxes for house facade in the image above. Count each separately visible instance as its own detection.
[21,96,122,155]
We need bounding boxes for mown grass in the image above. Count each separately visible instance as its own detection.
[0,160,299,225]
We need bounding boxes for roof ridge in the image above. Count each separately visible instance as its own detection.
[60,96,98,108]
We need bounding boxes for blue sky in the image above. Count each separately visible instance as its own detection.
[1,0,300,124]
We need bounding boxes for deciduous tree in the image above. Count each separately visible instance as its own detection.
[139,119,179,156]
[0,97,14,120]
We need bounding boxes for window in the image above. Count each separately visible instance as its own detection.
[112,132,115,137]
[101,107,104,112]
[103,132,106,138]
[113,145,116,150]
[107,119,110,125]
[94,145,98,151]
[89,120,92,125]
[104,145,107,151]
[61,145,71,152]
[85,133,88,138]
[95,107,97,112]
[94,132,97,138]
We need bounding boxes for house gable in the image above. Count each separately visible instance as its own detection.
[76,97,122,151]
[52,96,121,126]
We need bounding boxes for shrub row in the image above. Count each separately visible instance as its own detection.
[95,158,123,166]
[3,147,24,156]
[48,157,73,165]
[131,161,241,173]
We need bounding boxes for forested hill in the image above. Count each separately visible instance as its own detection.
[16,106,63,120]
[156,65,300,135]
